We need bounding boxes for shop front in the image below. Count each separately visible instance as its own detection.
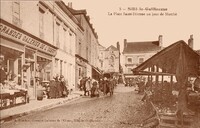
[75,54,87,90]
[0,19,57,108]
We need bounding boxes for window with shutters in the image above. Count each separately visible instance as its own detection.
[39,8,45,39]
[56,22,60,47]
[12,2,21,27]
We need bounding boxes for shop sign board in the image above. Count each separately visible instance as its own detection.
[0,23,57,56]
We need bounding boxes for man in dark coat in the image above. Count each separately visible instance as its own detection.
[82,77,87,96]
[60,75,68,97]
[55,75,62,98]
[48,77,57,99]
[91,80,98,97]
[103,77,109,95]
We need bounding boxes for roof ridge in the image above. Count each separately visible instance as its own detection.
[127,40,158,43]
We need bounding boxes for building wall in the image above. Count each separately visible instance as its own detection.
[103,49,120,73]
[46,1,76,88]
[1,1,77,90]
[122,52,157,74]
[98,45,106,71]
[74,14,99,78]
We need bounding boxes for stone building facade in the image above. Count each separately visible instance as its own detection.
[122,35,163,78]
[0,1,78,99]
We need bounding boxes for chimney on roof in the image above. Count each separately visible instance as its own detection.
[68,2,72,8]
[87,16,90,21]
[188,35,194,49]
[158,35,163,48]
[124,39,127,49]
[117,42,120,51]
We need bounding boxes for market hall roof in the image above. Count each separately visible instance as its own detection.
[133,40,200,76]
[122,40,161,54]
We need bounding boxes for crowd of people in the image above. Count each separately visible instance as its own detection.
[47,74,69,99]
[78,76,118,97]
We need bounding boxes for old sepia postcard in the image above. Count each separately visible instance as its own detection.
[0,0,200,128]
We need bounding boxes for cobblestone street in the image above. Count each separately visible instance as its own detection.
[1,85,151,128]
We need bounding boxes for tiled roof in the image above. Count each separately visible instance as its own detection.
[105,45,118,51]
[123,41,161,54]
[99,44,106,50]
[196,50,200,55]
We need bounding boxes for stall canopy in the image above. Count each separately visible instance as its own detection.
[132,40,200,122]
[133,40,200,77]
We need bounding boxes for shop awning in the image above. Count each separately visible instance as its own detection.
[92,66,102,75]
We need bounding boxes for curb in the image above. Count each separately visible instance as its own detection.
[0,95,81,124]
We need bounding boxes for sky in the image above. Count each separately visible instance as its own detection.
[64,0,200,51]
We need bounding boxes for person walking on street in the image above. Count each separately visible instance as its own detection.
[91,79,98,97]
[48,76,57,99]
[109,77,114,96]
[85,77,92,96]
[83,77,87,96]
[103,77,109,95]
[55,74,62,98]
[99,78,104,92]
[60,75,68,97]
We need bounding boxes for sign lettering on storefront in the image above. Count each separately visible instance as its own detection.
[0,23,57,56]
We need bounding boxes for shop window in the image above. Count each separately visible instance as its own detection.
[12,2,21,27]
[25,48,34,60]
[39,8,45,39]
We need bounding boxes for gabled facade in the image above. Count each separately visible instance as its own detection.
[100,44,120,74]
[122,35,163,76]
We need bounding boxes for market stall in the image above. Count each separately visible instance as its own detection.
[0,81,28,110]
[133,40,200,127]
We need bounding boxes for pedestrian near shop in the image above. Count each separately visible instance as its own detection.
[109,77,114,96]
[194,75,200,92]
[85,77,92,96]
[99,78,104,92]
[91,79,98,97]
[83,77,87,96]
[55,74,62,98]
[60,75,68,97]
[80,77,84,91]
[48,77,57,99]
[103,77,109,95]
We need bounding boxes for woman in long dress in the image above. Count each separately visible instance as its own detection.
[48,77,57,99]
[85,78,92,96]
